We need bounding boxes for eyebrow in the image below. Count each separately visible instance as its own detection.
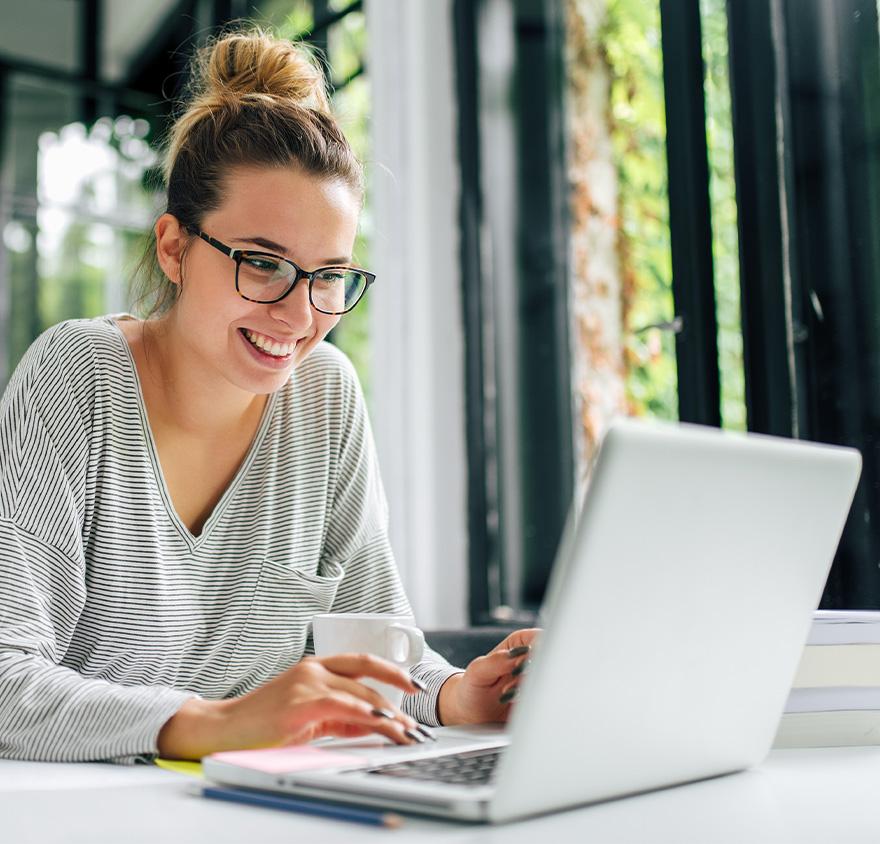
[233,235,352,266]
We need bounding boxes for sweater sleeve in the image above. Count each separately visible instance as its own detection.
[0,323,194,763]
[319,354,463,727]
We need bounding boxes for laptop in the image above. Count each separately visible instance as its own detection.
[203,419,862,823]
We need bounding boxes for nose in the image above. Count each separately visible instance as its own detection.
[267,277,314,331]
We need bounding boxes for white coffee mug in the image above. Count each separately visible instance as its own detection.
[311,612,425,709]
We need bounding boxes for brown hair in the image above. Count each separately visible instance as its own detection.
[131,28,364,318]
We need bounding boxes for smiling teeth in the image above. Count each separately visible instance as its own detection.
[244,330,295,357]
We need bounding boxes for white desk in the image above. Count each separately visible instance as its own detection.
[3,747,879,844]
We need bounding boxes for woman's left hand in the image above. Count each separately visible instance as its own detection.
[437,628,541,725]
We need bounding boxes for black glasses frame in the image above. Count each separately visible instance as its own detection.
[186,227,375,315]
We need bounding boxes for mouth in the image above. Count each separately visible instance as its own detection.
[239,328,298,361]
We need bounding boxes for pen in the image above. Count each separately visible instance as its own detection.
[195,784,404,828]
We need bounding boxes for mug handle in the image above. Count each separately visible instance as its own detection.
[385,624,425,666]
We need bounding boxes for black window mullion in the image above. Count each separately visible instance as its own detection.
[80,0,101,125]
[211,0,250,27]
[659,0,721,427]
[725,0,800,438]
[453,0,501,625]
[514,0,574,608]
[309,0,331,68]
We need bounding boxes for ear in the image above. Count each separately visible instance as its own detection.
[155,214,188,285]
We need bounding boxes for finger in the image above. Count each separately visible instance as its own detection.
[463,648,531,687]
[291,694,421,746]
[282,720,376,746]
[310,722,378,741]
[331,681,436,741]
[511,658,530,678]
[488,628,542,655]
[498,675,524,703]
[319,653,425,694]
[328,676,420,731]
[499,678,520,697]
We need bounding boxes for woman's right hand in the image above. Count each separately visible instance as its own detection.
[157,653,429,760]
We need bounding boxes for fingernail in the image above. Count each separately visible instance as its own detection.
[410,677,428,692]
[416,725,437,741]
[499,688,517,704]
[507,646,530,659]
[511,660,529,677]
[404,728,426,743]
[371,707,395,719]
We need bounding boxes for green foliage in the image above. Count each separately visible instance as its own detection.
[257,0,313,37]
[604,0,678,420]
[603,0,745,428]
[700,0,746,430]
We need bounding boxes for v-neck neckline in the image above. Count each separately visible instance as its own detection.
[105,315,278,549]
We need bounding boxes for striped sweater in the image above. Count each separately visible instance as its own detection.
[0,316,459,763]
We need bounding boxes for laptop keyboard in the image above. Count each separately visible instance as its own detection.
[363,748,503,786]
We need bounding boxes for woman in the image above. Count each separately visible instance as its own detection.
[0,30,536,763]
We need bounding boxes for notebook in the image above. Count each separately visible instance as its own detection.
[203,419,861,823]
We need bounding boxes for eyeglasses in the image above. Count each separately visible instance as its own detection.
[186,228,375,315]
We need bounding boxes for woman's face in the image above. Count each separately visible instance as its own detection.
[162,164,360,396]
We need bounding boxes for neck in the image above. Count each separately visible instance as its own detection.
[139,315,267,438]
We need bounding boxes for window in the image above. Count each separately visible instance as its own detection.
[0,73,163,391]
[454,0,880,622]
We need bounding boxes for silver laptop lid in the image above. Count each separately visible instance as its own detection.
[490,419,861,823]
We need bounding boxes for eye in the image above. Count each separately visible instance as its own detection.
[242,255,282,273]
[315,271,346,284]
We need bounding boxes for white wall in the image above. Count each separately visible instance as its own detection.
[365,0,468,629]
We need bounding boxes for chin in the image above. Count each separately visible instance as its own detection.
[225,364,292,396]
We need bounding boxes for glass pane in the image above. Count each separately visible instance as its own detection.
[2,75,76,382]
[701,0,746,431]
[573,0,743,440]
[0,74,160,389]
[257,0,314,37]
[36,117,159,327]
[605,0,678,422]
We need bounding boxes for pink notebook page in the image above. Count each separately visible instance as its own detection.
[208,746,364,774]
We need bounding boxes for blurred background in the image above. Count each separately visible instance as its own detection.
[0,0,878,627]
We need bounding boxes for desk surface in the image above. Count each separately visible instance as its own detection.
[2,747,878,844]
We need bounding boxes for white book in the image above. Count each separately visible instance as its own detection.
[807,610,880,645]
[792,643,880,687]
[786,611,880,689]
[785,686,880,713]
[773,710,880,748]
[774,613,880,747]
[775,688,880,748]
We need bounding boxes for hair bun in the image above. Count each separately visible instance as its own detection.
[198,30,330,112]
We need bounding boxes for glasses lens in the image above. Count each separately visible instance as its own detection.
[237,253,295,302]
[311,269,368,314]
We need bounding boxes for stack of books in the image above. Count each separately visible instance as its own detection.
[774,610,880,748]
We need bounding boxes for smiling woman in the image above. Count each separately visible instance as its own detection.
[0,28,537,764]
[128,165,360,401]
